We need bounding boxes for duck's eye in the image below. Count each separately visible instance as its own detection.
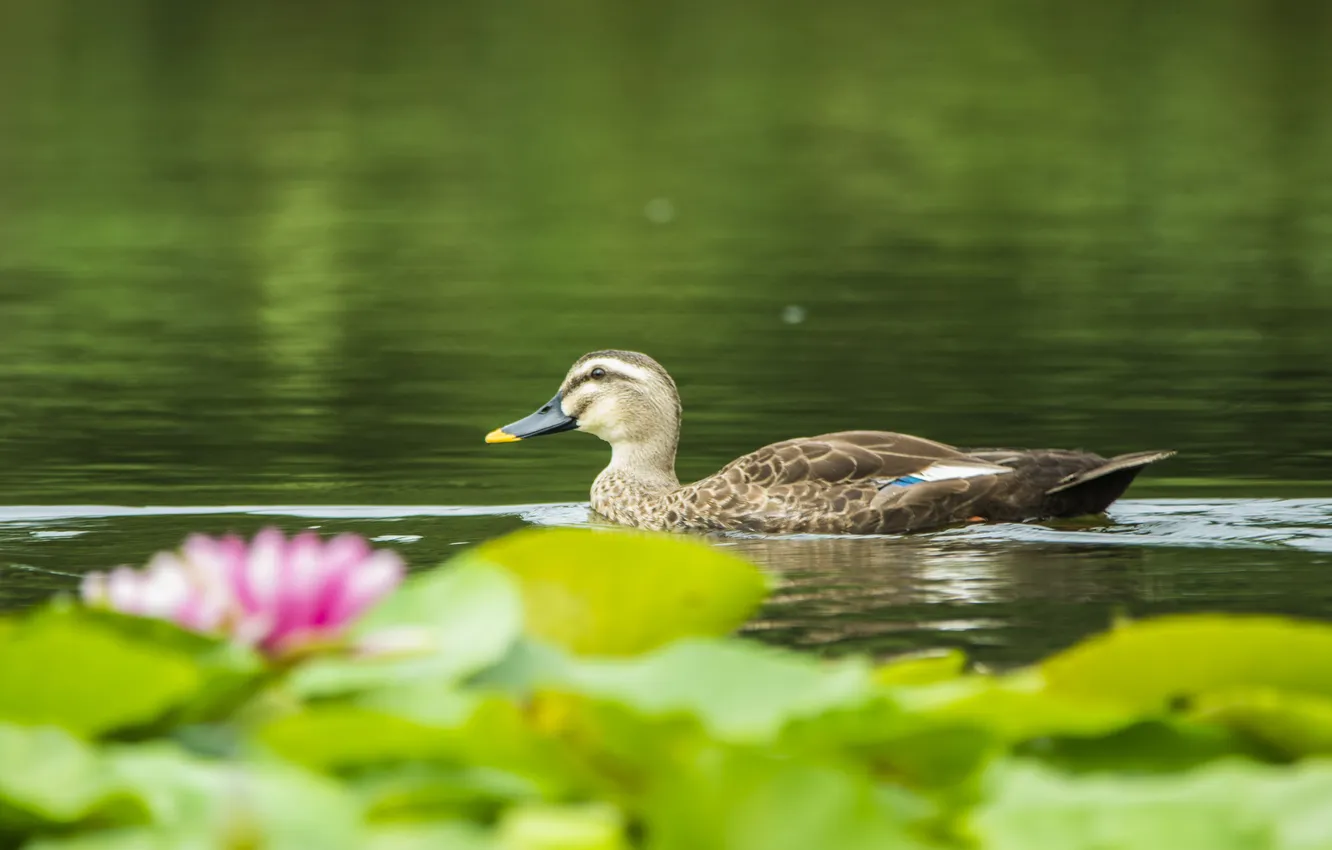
[590,368,606,379]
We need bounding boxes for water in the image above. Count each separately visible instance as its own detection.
[2,0,1331,665]
[4,500,1332,666]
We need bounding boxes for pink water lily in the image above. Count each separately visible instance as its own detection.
[81,528,404,656]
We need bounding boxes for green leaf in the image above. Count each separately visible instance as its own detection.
[72,610,270,730]
[291,560,523,697]
[23,827,215,850]
[1192,687,1332,758]
[367,822,494,850]
[105,745,227,831]
[868,723,997,791]
[973,758,1332,850]
[891,671,1140,742]
[781,671,1147,790]
[259,691,596,801]
[873,649,967,687]
[74,608,244,661]
[258,706,458,771]
[473,528,768,656]
[781,674,1098,792]
[244,758,365,850]
[497,803,626,850]
[107,744,364,850]
[354,764,539,822]
[644,748,923,850]
[1041,615,1332,711]
[1016,721,1258,775]
[378,691,598,798]
[469,638,575,695]
[77,608,269,726]
[0,611,200,735]
[543,638,872,743]
[0,723,145,830]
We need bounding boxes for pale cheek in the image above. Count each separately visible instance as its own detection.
[577,410,615,441]
[577,405,629,443]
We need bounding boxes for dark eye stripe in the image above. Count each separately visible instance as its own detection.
[569,366,626,391]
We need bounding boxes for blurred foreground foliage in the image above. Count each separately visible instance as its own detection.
[4,527,1332,849]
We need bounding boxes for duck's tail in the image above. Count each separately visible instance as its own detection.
[1044,450,1176,516]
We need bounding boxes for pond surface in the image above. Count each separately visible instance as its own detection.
[4,500,1332,667]
[2,0,1331,665]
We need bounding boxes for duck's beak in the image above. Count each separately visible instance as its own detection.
[485,391,578,443]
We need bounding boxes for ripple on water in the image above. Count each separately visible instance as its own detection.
[2,499,1330,665]
[932,499,1332,553]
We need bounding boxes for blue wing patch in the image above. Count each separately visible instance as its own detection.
[887,475,926,487]
[884,462,1014,488]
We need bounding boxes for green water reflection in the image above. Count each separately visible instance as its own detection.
[1,0,1331,660]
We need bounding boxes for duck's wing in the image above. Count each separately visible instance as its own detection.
[865,475,1011,533]
[672,431,1013,533]
[706,430,1014,490]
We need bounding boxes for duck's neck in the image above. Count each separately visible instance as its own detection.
[588,397,683,526]
[605,437,680,492]
[591,439,680,527]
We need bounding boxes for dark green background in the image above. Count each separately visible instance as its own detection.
[2,0,1330,663]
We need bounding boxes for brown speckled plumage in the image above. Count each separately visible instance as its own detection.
[489,351,1174,535]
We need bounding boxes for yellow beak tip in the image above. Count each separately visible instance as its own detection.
[485,429,521,444]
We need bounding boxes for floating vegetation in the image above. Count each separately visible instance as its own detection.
[2,527,1331,848]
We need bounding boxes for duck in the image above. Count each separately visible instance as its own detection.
[485,350,1174,535]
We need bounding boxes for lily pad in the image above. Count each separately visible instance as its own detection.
[367,822,495,850]
[354,764,540,822]
[257,706,458,771]
[974,757,1332,850]
[24,827,214,850]
[1192,687,1332,758]
[1042,615,1332,711]
[260,691,596,800]
[1015,720,1257,775]
[542,638,872,743]
[874,649,968,687]
[879,670,1142,745]
[472,528,769,656]
[0,723,145,830]
[497,802,626,850]
[0,611,200,735]
[76,609,267,724]
[108,744,363,850]
[644,747,924,850]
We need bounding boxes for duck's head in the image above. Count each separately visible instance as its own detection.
[485,350,681,449]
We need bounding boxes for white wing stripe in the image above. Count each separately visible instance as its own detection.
[913,462,1012,482]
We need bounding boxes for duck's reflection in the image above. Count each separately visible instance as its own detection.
[723,532,1149,666]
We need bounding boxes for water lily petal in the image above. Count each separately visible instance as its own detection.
[172,576,231,632]
[182,533,248,608]
[80,529,405,658]
[238,527,286,616]
[322,549,405,629]
[232,610,277,648]
[105,567,149,615]
[307,534,375,628]
[136,555,195,619]
[269,531,325,641]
